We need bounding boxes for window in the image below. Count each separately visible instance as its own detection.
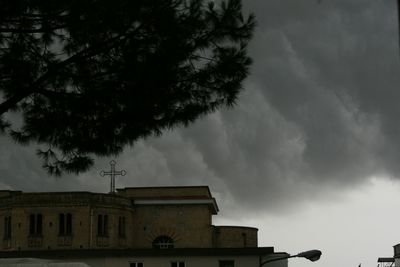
[29,214,43,236]
[59,213,72,236]
[97,214,108,236]
[219,260,235,267]
[59,214,64,235]
[66,213,72,235]
[129,262,143,267]
[3,216,11,239]
[97,215,102,235]
[118,216,126,237]
[152,235,174,249]
[171,262,185,267]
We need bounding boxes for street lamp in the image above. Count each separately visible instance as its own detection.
[260,249,322,267]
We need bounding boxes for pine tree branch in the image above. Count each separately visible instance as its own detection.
[36,89,83,99]
[0,25,67,33]
[0,32,130,115]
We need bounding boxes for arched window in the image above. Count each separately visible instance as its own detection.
[152,235,174,249]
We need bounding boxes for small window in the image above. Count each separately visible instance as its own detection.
[59,214,65,235]
[59,213,72,236]
[152,235,174,249]
[97,215,103,235]
[29,214,35,235]
[171,262,185,267]
[36,214,43,235]
[129,262,143,267]
[66,213,72,235]
[219,260,235,267]
[103,215,108,236]
[4,216,11,239]
[118,216,126,237]
[29,214,43,236]
[97,214,108,237]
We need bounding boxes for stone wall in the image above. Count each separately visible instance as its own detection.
[0,192,132,208]
[0,191,22,199]
[0,188,259,252]
[117,187,212,199]
[131,204,213,248]
[213,226,258,248]
[0,192,133,251]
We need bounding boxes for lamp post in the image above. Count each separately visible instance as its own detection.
[260,249,322,267]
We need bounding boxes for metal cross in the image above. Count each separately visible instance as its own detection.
[100,160,126,193]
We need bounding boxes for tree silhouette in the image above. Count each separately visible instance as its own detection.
[0,0,255,175]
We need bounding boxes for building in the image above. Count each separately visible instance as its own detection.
[393,243,400,267]
[377,257,394,267]
[0,186,285,267]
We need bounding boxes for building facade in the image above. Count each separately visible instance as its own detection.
[0,186,284,267]
[393,243,400,267]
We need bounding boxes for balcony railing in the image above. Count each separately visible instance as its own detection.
[96,236,109,247]
[58,235,72,247]
[118,236,127,247]
[2,238,11,249]
[28,235,43,247]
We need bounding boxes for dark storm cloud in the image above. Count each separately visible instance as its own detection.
[1,0,400,215]
[170,0,400,212]
[245,0,400,182]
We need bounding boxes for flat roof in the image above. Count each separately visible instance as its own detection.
[378,257,394,262]
[0,187,219,212]
[117,186,213,198]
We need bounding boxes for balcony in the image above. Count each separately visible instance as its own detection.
[28,235,43,247]
[2,238,11,249]
[58,235,72,247]
[96,236,109,247]
[118,236,127,247]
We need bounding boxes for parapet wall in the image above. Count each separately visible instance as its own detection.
[0,191,22,199]
[117,186,212,199]
[0,192,132,208]
[213,226,258,248]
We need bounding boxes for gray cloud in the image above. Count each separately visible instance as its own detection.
[1,0,400,216]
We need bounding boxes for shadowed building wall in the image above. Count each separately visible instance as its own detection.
[0,186,257,251]
[0,186,286,267]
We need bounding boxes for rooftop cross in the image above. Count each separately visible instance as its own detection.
[100,160,126,193]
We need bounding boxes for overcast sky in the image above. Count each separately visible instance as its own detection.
[1,1,400,267]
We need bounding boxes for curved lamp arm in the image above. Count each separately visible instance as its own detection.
[260,249,322,267]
